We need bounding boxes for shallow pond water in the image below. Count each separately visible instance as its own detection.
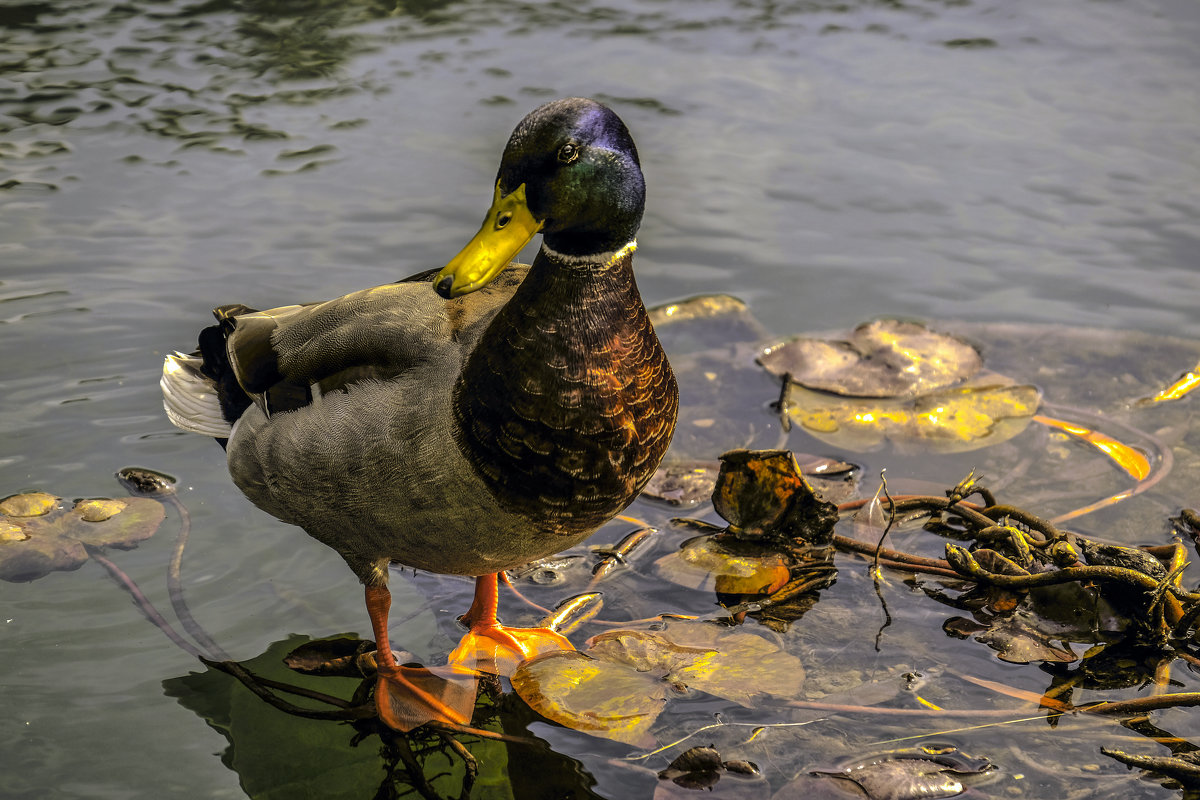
[3,0,1200,798]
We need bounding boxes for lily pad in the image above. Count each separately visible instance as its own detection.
[759,320,982,399]
[512,621,805,746]
[785,376,1041,454]
[510,650,667,747]
[0,491,166,582]
[649,294,767,354]
[776,744,997,800]
[655,534,792,596]
[643,461,721,508]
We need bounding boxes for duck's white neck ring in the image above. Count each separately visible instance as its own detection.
[539,239,637,267]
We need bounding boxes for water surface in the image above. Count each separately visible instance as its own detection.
[3,0,1200,797]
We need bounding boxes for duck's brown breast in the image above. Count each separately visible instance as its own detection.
[452,250,678,537]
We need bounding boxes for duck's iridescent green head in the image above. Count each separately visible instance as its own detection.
[436,98,645,298]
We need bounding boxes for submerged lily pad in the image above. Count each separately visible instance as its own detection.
[643,461,721,508]
[966,614,1078,665]
[801,744,997,800]
[0,491,165,582]
[512,621,805,746]
[655,534,792,596]
[785,376,1041,454]
[759,320,982,399]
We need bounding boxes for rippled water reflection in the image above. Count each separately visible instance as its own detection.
[3,0,1199,797]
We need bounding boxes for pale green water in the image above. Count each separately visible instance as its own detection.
[3,0,1200,798]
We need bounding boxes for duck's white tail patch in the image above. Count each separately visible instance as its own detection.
[161,352,232,437]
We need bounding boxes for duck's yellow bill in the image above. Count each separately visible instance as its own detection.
[434,182,543,298]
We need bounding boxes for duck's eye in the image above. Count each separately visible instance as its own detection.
[496,211,512,229]
[557,142,579,164]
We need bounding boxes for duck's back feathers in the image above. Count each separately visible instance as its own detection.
[163,266,529,436]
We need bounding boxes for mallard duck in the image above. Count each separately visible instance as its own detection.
[161,97,679,729]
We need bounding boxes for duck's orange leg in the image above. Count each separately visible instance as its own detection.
[447,572,574,676]
[365,584,476,731]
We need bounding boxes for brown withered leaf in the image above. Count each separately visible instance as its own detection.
[655,746,767,798]
[283,636,380,677]
[115,466,177,497]
[793,744,997,800]
[0,492,165,582]
[970,614,1078,665]
[711,450,839,544]
[759,320,982,399]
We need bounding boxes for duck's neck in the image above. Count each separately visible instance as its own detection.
[453,242,678,533]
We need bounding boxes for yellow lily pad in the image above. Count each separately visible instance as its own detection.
[512,621,804,746]
[76,498,129,522]
[511,651,666,747]
[0,492,58,517]
[785,376,1041,454]
[759,320,982,399]
[0,492,166,582]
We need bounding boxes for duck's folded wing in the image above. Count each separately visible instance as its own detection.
[224,266,525,416]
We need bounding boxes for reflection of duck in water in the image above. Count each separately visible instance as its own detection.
[161,97,679,729]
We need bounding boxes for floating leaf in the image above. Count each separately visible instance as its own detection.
[511,651,666,747]
[654,745,766,798]
[658,745,723,789]
[1033,414,1150,481]
[282,636,379,677]
[75,498,128,522]
[785,377,1041,454]
[655,535,791,596]
[711,450,839,544]
[759,320,982,399]
[1080,542,1167,581]
[971,615,1078,665]
[649,294,767,353]
[512,622,804,746]
[641,622,806,707]
[0,492,165,582]
[643,461,720,507]
[0,492,58,517]
[803,744,997,800]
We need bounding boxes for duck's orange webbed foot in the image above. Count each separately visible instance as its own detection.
[448,573,575,676]
[365,584,478,731]
[374,663,477,732]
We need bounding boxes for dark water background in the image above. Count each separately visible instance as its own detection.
[3,0,1200,797]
